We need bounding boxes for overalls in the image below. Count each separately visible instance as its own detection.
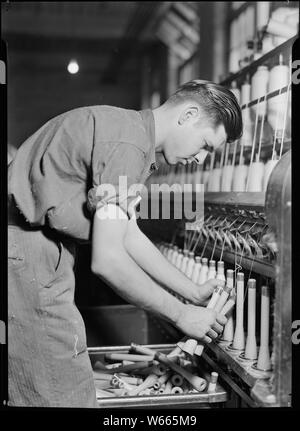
[7,106,156,407]
[8,195,98,407]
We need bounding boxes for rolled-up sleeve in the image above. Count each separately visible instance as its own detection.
[87,142,147,215]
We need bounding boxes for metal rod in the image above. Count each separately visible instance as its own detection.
[241,85,289,110]
[220,144,226,169]
[257,95,267,162]
[191,230,203,253]
[279,82,291,159]
[219,236,226,262]
[246,99,260,191]
[200,235,210,258]
[271,86,283,160]
[232,140,238,166]
[210,236,218,260]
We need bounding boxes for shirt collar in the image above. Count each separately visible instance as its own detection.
[139,109,158,170]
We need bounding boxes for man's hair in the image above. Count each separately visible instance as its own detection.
[166,79,243,143]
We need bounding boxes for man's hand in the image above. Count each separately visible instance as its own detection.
[124,220,226,305]
[190,278,226,306]
[175,304,228,344]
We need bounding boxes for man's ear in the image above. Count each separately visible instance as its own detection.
[178,106,199,125]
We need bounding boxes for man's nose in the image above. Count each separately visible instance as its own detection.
[194,150,208,164]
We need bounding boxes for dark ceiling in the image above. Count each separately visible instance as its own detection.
[1,1,165,81]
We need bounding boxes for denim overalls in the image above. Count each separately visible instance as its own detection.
[7,106,156,407]
[8,195,98,407]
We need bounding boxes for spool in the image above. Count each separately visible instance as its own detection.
[158,371,172,385]
[241,80,251,105]
[94,380,113,390]
[256,285,272,371]
[131,344,207,392]
[240,79,253,147]
[207,372,219,393]
[175,250,184,269]
[221,164,234,192]
[216,261,226,282]
[247,156,264,192]
[194,165,203,189]
[220,292,236,316]
[263,158,278,191]
[171,386,184,394]
[153,363,168,376]
[207,152,216,192]
[207,260,216,280]
[153,381,161,390]
[185,251,195,278]
[176,340,186,351]
[181,249,189,273]
[251,66,269,117]
[222,316,234,343]
[202,168,210,191]
[105,353,154,363]
[232,163,248,192]
[241,109,253,147]
[162,244,168,257]
[171,246,179,266]
[268,58,289,134]
[210,166,222,192]
[232,272,245,350]
[220,270,235,342]
[191,256,202,284]
[207,286,223,310]
[214,285,231,313]
[198,258,209,284]
[167,245,174,262]
[181,338,198,356]
[163,381,173,394]
[171,374,184,387]
[94,360,108,370]
[256,2,270,31]
[95,387,115,398]
[230,81,240,104]
[128,374,158,396]
[106,388,125,396]
[244,279,258,360]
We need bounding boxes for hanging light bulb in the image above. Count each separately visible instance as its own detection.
[67,59,79,74]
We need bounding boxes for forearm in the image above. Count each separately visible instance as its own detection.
[94,247,185,327]
[124,220,197,302]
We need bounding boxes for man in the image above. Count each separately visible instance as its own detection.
[8,80,242,407]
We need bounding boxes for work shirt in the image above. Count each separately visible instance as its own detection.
[7,106,157,407]
[8,105,157,241]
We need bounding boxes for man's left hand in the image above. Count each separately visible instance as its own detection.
[190,278,226,306]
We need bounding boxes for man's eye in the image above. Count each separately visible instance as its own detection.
[203,143,213,153]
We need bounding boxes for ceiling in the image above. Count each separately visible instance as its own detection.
[1,1,165,81]
[2,2,142,39]
[2,2,201,82]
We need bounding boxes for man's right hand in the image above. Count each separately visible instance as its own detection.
[175,304,228,344]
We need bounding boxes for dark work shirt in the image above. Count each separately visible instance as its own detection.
[8,105,157,242]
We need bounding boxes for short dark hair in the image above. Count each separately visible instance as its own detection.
[166,79,243,143]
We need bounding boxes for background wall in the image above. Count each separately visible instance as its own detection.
[6,46,141,148]
[2,1,159,149]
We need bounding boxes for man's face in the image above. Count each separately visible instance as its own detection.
[162,106,227,165]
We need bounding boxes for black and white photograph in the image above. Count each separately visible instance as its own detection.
[1,1,299,416]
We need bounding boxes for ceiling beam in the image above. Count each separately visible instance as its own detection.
[101,1,160,83]
[3,33,133,55]
[2,2,136,40]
